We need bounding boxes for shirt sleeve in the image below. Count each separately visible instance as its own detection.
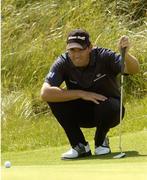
[44,57,65,87]
[102,49,122,76]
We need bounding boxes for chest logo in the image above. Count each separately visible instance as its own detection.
[93,74,106,82]
[69,80,78,84]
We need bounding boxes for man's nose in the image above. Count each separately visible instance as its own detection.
[74,51,81,57]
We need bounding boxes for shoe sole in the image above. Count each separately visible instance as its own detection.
[61,151,92,160]
[95,150,111,156]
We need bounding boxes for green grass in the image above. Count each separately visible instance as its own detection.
[2,96,147,152]
[1,2,147,179]
[1,131,147,180]
[1,0,147,153]
[1,163,147,180]
[2,130,147,166]
[2,0,147,97]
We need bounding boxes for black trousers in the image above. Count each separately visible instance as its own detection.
[48,97,125,147]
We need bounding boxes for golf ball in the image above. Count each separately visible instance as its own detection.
[4,161,11,168]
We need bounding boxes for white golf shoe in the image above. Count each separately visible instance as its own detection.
[95,137,111,155]
[61,142,92,160]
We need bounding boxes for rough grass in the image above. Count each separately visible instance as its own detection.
[1,0,147,153]
[1,95,147,152]
[2,0,147,92]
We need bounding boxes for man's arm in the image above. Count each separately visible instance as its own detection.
[118,35,140,74]
[124,53,139,74]
[40,82,107,104]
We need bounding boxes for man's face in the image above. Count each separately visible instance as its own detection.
[67,46,92,67]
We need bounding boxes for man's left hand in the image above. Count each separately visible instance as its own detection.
[118,35,130,54]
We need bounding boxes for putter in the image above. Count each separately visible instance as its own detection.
[113,47,126,159]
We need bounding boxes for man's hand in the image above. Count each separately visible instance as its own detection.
[79,91,107,104]
[118,35,130,54]
[41,83,107,103]
[117,35,139,74]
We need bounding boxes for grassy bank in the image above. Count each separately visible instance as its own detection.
[1,0,147,153]
[2,96,147,152]
[2,0,147,94]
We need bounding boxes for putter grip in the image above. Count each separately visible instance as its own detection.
[121,47,126,74]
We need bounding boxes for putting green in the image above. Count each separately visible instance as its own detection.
[2,162,147,180]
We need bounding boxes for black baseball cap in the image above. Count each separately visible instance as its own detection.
[66,29,91,50]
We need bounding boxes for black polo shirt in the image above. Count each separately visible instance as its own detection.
[45,47,122,98]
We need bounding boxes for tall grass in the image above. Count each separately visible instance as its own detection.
[2,0,147,92]
[2,96,147,152]
[1,0,147,152]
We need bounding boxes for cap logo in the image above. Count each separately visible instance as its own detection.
[68,36,86,41]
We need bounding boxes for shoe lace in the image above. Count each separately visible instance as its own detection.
[73,143,86,154]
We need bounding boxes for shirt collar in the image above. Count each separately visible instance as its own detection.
[88,49,96,67]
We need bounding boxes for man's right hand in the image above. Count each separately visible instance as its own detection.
[41,82,107,103]
[79,90,107,104]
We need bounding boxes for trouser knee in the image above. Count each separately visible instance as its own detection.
[47,101,87,146]
[94,97,125,129]
[48,101,73,122]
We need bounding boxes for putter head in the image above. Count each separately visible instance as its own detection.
[113,152,126,159]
